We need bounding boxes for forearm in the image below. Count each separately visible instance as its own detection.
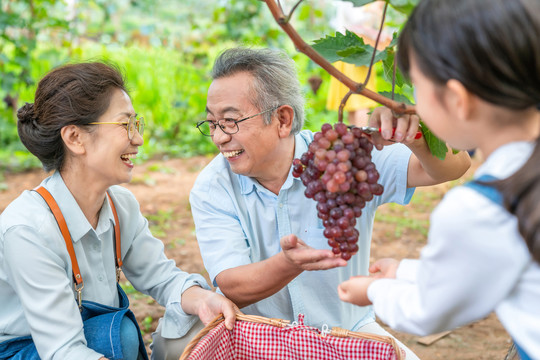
[216,252,301,308]
[407,139,471,187]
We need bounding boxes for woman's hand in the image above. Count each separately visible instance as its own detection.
[181,286,240,330]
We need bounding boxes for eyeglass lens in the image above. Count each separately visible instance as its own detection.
[128,116,144,139]
[201,120,236,136]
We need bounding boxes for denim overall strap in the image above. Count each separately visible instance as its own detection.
[0,336,38,360]
[0,187,148,359]
[463,174,503,205]
[515,341,533,360]
[464,176,533,360]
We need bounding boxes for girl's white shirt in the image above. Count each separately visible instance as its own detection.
[368,141,540,357]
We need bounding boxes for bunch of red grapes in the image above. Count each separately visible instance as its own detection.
[292,122,383,260]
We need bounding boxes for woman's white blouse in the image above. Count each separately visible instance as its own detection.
[0,171,209,360]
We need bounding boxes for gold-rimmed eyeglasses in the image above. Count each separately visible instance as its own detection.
[89,115,145,140]
[196,106,279,137]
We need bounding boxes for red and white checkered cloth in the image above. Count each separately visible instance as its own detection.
[187,315,401,360]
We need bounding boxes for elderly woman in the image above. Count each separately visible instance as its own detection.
[0,62,237,360]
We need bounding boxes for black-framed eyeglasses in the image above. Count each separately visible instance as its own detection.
[196,106,279,137]
[89,114,145,140]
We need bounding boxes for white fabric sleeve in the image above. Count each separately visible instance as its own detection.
[367,187,529,336]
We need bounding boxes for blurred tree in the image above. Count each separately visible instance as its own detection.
[0,0,71,112]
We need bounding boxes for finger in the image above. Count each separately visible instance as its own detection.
[367,131,385,151]
[393,115,410,142]
[222,304,238,330]
[368,262,381,274]
[405,114,421,142]
[337,283,350,301]
[304,256,348,270]
[371,108,395,140]
[280,234,298,250]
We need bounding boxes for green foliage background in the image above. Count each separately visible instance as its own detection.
[0,0,425,172]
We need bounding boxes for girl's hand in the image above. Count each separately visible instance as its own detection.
[369,258,400,279]
[338,276,376,306]
[338,258,400,306]
[181,286,240,330]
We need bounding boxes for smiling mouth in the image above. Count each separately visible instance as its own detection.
[222,150,244,158]
[120,153,137,165]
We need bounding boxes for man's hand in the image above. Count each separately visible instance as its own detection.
[368,106,471,187]
[280,234,347,271]
[368,107,421,150]
[181,286,240,330]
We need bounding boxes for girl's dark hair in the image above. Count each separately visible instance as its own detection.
[397,0,540,263]
[17,62,127,172]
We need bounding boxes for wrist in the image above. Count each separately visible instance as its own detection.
[181,285,206,315]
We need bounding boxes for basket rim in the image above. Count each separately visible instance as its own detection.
[179,313,404,360]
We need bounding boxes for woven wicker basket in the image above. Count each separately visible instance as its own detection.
[179,313,404,360]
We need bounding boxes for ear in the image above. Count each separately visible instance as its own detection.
[61,125,87,155]
[275,105,294,138]
[446,79,476,122]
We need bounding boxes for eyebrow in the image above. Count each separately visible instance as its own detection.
[205,106,241,117]
[115,111,136,118]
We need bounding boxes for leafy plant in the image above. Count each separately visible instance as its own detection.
[262,0,451,160]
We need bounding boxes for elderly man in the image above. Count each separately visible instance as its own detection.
[189,47,470,358]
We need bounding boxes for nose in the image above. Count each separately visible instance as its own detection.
[131,129,144,146]
[211,126,231,146]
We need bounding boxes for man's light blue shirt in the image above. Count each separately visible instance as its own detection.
[0,172,209,360]
[190,130,414,331]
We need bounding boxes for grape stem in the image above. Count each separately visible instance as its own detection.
[262,0,416,115]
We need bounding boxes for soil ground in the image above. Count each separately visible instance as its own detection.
[0,155,513,359]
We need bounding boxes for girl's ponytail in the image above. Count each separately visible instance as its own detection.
[498,136,540,264]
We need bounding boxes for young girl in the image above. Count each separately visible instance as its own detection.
[0,62,237,360]
[338,0,540,359]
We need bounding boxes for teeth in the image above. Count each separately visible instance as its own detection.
[223,150,243,158]
[121,153,136,161]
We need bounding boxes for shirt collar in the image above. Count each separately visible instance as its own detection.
[43,172,115,242]
[475,141,534,180]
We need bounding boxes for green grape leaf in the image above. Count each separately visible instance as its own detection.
[381,48,409,88]
[420,123,449,160]
[312,30,388,67]
[378,91,413,105]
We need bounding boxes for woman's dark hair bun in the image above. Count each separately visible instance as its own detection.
[17,102,37,125]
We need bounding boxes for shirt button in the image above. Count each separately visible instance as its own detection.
[279,203,283,208]
[98,275,104,282]
[93,245,100,251]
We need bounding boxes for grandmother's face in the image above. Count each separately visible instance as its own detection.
[83,89,143,187]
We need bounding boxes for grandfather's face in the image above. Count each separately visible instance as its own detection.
[206,72,283,180]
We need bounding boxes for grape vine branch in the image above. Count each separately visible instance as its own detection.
[262,0,416,117]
